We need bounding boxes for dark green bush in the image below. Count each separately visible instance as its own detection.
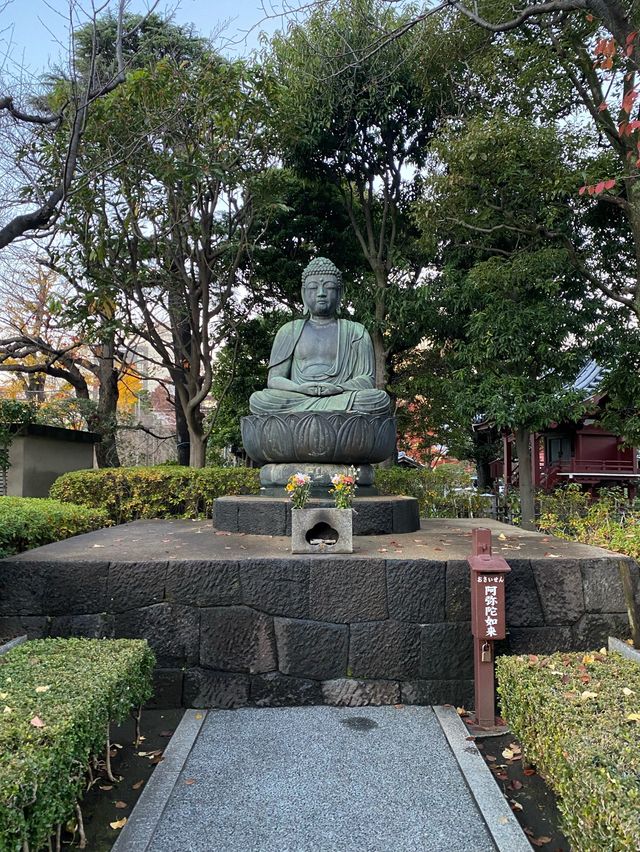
[0,498,109,558]
[376,465,492,518]
[50,465,260,523]
[0,638,155,852]
[497,651,640,851]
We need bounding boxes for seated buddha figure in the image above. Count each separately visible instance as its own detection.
[249,258,392,416]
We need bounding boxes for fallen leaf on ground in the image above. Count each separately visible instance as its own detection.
[626,712,640,721]
[485,755,496,762]
[530,836,552,847]
[194,713,203,720]
[30,716,45,728]
[498,533,507,541]
[543,552,560,558]
[34,685,50,693]
[623,687,634,696]
[110,818,127,830]
[132,780,144,790]
[159,730,174,738]
[510,779,523,790]
[523,768,536,776]
[510,800,523,811]
[498,816,509,825]
[185,778,196,785]
[580,691,598,701]
[99,785,113,791]
[114,801,128,809]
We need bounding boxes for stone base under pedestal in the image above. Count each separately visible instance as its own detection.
[260,462,374,488]
[213,494,420,536]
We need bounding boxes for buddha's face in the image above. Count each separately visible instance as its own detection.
[302,273,341,319]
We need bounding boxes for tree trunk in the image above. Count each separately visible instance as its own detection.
[515,427,535,530]
[93,338,120,468]
[174,394,190,466]
[188,425,206,467]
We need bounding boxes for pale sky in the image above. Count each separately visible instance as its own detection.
[1,0,283,82]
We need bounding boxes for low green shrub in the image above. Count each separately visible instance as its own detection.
[376,466,492,518]
[0,498,109,558]
[50,465,260,523]
[497,651,640,851]
[51,464,493,522]
[538,484,640,559]
[0,638,155,852]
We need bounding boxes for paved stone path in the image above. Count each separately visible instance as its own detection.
[146,706,497,852]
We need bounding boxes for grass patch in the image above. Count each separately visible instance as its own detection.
[497,650,640,851]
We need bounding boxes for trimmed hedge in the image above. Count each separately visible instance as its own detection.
[0,497,110,558]
[50,464,493,523]
[497,651,640,851]
[376,466,492,518]
[0,638,155,852]
[50,465,260,524]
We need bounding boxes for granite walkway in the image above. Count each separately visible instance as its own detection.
[116,705,529,852]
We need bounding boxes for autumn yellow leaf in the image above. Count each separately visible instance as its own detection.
[110,818,128,830]
[0,692,8,700]
[582,654,595,665]
[580,691,598,701]
[498,533,507,541]
[626,713,640,722]
[35,685,50,693]
[3,706,11,714]
[502,748,515,759]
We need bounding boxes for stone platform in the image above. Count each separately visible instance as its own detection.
[213,494,421,535]
[0,518,636,710]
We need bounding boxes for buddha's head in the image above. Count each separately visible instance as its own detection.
[301,257,342,319]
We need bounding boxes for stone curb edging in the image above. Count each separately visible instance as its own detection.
[433,705,531,852]
[111,709,207,852]
[608,635,640,663]
[0,634,27,656]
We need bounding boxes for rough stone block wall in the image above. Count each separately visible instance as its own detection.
[0,554,636,709]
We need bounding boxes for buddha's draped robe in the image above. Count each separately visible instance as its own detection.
[249,318,391,415]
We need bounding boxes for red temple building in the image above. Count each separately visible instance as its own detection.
[480,362,640,498]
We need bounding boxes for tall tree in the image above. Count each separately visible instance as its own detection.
[267,0,454,388]
[53,50,268,466]
[415,116,600,526]
[0,0,161,249]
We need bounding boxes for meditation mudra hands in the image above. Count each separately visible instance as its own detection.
[298,382,343,397]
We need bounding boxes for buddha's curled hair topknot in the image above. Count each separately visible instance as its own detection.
[302,257,342,286]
